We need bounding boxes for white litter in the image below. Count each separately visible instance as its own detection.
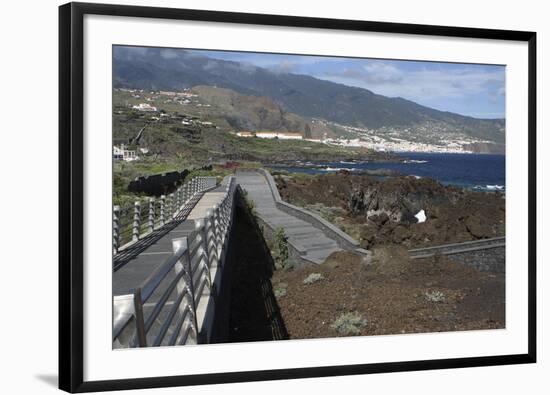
[415,209,426,223]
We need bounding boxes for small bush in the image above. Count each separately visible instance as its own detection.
[273,227,289,269]
[424,290,446,303]
[273,282,288,299]
[303,273,324,285]
[330,312,368,335]
[240,188,257,216]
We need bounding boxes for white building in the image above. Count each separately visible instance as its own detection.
[305,138,324,144]
[113,145,138,161]
[256,132,303,140]
[132,103,157,112]
[235,131,255,137]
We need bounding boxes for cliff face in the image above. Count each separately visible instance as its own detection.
[347,177,453,222]
[276,173,505,249]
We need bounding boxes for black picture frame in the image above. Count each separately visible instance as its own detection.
[59,2,537,392]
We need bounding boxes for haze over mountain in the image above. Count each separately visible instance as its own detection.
[113,46,505,146]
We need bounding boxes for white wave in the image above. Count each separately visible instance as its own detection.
[472,184,505,191]
[339,161,356,164]
[321,167,356,172]
[403,159,428,164]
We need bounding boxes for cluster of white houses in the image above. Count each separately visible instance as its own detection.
[234,130,328,144]
[132,103,157,112]
[234,131,304,140]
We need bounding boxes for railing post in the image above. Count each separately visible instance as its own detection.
[206,209,220,274]
[113,205,120,255]
[113,294,136,348]
[204,209,214,268]
[176,186,182,211]
[172,237,198,341]
[133,288,147,347]
[184,182,189,203]
[212,203,222,261]
[195,219,212,287]
[160,195,166,226]
[148,198,155,233]
[170,193,177,218]
[221,195,229,235]
[132,201,141,242]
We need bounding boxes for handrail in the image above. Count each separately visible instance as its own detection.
[113,176,237,348]
[113,176,218,255]
[409,236,505,259]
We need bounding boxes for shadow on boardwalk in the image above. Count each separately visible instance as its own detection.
[222,196,289,343]
[113,193,202,272]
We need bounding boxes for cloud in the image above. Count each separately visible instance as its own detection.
[159,49,178,59]
[320,61,505,103]
[202,59,257,74]
[202,60,220,71]
[228,62,257,74]
[114,46,149,60]
[361,62,403,84]
[269,60,301,74]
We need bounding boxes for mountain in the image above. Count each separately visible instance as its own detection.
[113,46,505,145]
[190,85,305,132]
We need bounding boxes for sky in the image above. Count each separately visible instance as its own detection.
[194,50,505,119]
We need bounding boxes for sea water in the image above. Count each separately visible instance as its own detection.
[280,152,505,191]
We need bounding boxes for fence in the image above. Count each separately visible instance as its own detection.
[113,176,217,255]
[113,177,236,348]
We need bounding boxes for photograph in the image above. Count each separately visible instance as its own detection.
[111,45,507,349]
[1,0,544,393]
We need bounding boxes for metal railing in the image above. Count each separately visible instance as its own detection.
[113,177,236,348]
[113,176,217,254]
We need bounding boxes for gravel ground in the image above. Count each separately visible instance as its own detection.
[271,248,504,339]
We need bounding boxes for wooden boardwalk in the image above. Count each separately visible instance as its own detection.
[235,171,341,264]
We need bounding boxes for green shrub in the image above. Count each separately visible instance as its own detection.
[240,188,257,217]
[273,227,289,269]
[273,282,288,299]
[330,312,368,335]
[424,290,446,303]
[303,273,324,285]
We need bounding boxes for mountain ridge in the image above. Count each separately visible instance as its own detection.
[113,46,505,145]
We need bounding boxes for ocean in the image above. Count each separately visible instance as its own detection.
[277,152,506,191]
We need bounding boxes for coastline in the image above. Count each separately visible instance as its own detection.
[267,151,505,192]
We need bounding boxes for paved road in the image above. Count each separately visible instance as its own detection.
[235,171,341,264]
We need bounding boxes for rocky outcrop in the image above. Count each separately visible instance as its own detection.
[276,173,505,249]
[348,176,454,223]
